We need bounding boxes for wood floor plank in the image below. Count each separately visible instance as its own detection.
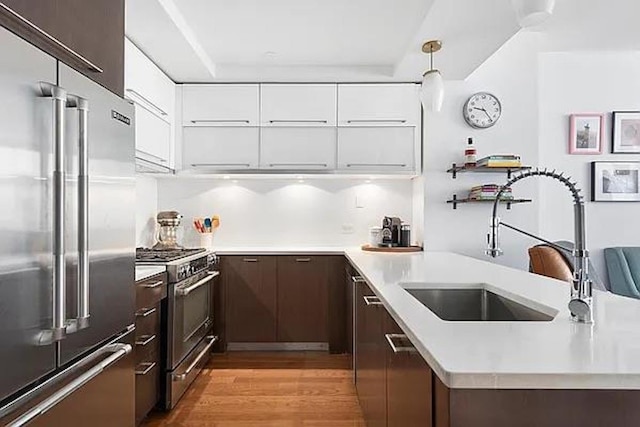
[142,352,364,427]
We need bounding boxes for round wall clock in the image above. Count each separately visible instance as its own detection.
[463,92,502,129]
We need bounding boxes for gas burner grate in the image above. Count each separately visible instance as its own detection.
[136,247,206,263]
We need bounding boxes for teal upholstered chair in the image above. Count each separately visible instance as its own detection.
[605,247,640,299]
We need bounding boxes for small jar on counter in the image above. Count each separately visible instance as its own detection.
[369,226,383,247]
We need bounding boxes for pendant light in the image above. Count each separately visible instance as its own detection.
[420,40,444,113]
[511,0,556,28]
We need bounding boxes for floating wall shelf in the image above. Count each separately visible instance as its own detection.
[446,194,533,210]
[447,164,532,179]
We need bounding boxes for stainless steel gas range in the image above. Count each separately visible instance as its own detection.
[136,248,219,409]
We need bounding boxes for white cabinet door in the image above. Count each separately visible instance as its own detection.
[261,84,337,126]
[260,127,336,170]
[337,127,416,173]
[182,85,260,126]
[134,104,171,167]
[338,84,421,126]
[182,127,259,170]
[125,38,175,122]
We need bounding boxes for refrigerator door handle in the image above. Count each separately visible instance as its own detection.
[38,82,68,344]
[65,95,90,332]
[6,343,132,427]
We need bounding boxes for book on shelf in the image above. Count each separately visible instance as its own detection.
[468,184,513,201]
[476,154,522,168]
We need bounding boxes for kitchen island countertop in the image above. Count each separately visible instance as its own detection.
[343,250,640,390]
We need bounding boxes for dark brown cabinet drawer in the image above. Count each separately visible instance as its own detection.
[135,333,159,366]
[135,359,160,425]
[136,273,167,310]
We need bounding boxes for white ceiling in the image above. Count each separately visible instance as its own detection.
[125,0,551,83]
[126,0,640,83]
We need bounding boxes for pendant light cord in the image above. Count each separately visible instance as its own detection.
[430,46,434,71]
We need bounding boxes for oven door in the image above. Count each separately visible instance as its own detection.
[171,272,217,368]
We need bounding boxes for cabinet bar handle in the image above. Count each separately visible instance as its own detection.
[136,149,168,163]
[296,258,311,262]
[346,120,407,124]
[351,275,366,283]
[126,89,168,117]
[363,296,383,306]
[135,362,157,376]
[243,258,258,263]
[135,307,156,318]
[346,163,407,168]
[135,334,156,347]
[142,280,164,289]
[190,120,250,124]
[191,163,251,168]
[268,120,328,124]
[0,4,104,73]
[268,163,328,168]
[385,334,417,354]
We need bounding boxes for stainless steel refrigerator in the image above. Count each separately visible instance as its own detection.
[0,25,136,426]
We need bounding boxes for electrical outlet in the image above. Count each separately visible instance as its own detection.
[341,224,355,234]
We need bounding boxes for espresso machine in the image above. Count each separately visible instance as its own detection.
[381,216,402,247]
[153,210,184,250]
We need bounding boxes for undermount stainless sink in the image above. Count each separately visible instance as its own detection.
[405,288,554,322]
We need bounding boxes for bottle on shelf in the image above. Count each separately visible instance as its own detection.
[464,137,477,168]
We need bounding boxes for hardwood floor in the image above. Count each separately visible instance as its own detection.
[143,352,365,427]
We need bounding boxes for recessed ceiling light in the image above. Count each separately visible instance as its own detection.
[232,180,238,184]
[223,175,230,180]
[264,51,277,56]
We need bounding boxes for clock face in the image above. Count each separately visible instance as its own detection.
[463,92,502,129]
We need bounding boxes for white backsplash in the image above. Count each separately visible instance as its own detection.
[149,177,414,248]
[135,176,158,247]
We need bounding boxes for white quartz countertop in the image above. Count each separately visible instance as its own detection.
[135,265,166,282]
[213,246,350,255]
[344,250,640,390]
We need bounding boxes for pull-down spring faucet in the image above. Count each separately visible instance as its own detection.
[486,168,594,323]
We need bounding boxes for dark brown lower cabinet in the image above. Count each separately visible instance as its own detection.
[355,280,387,427]
[277,256,328,342]
[224,256,277,342]
[134,272,167,425]
[384,311,432,427]
[434,376,640,427]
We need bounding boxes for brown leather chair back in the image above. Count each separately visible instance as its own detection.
[528,246,573,283]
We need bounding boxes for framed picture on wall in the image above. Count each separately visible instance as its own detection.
[569,114,604,154]
[591,161,640,201]
[612,111,640,154]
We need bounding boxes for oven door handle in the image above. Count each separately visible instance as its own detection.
[176,272,218,297]
[173,335,218,382]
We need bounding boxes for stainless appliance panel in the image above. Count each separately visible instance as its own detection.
[57,63,136,364]
[166,333,216,410]
[169,272,215,369]
[0,26,58,402]
[1,327,135,427]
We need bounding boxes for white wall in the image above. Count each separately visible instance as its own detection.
[135,176,158,247]
[422,32,541,269]
[154,178,414,248]
[538,51,640,281]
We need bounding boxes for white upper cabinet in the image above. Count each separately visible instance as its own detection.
[260,127,336,170]
[125,38,175,169]
[337,84,421,126]
[337,127,416,173]
[182,84,260,126]
[182,127,260,170]
[260,84,337,126]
